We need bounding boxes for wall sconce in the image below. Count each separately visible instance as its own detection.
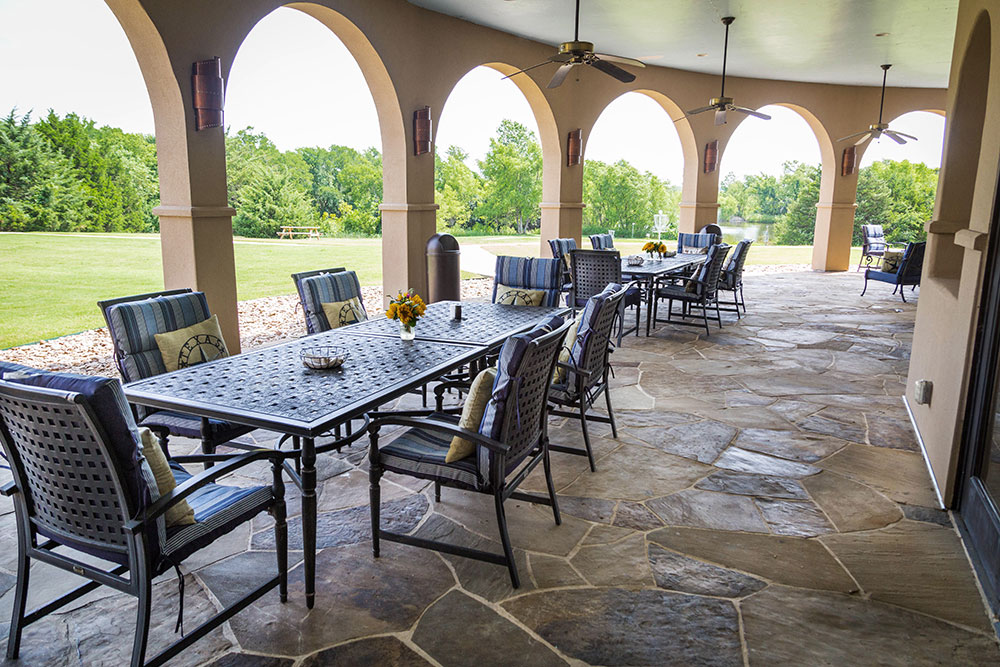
[841,146,857,176]
[192,57,224,131]
[414,107,432,155]
[704,140,718,173]
[567,129,582,166]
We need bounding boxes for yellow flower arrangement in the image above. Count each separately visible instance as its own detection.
[643,241,668,256]
[386,289,426,329]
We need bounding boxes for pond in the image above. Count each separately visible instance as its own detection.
[718,221,775,245]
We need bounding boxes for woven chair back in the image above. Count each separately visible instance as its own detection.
[570,250,622,303]
[577,287,627,387]
[701,244,731,300]
[728,239,753,284]
[900,242,927,282]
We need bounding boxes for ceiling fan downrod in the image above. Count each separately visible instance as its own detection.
[878,63,891,125]
[720,16,734,98]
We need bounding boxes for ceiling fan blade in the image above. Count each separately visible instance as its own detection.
[885,131,907,145]
[593,53,645,68]
[892,130,919,141]
[590,58,636,83]
[547,63,575,89]
[685,105,717,116]
[732,106,771,120]
[500,61,553,81]
[715,108,728,126]
[837,130,872,142]
[854,133,874,146]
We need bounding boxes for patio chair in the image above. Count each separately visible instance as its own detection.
[677,231,720,255]
[549,284,627,471]
[547,237,577,293]
[368,316,572,588]
[568,249,643,344]
[492,256,563,307]
[589,233,615,250]
[858,224,895,271]
[861,241,926,302]
[651,243,731,336]
[291,268,366,334]
[98,289,253,460]
[718,239,752,318]
[702,223,723,237]
[0,368,287,667]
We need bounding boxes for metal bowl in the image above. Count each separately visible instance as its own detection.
[300,346,349,370]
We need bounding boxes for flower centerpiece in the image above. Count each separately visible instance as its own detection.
[386,289,426,340]
[643,241,668,259]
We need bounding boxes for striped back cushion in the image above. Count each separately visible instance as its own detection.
[492,257,562,307]
[863,224,885,240]
[548,238,577,260]
[589,233,614,250]
[107,292,212,382]
[678,232,719,254]
[300,270,367,333]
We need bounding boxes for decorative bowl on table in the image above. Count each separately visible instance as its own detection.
[662,249,677,258]
[300,346,349,370]
[626,255,645,266]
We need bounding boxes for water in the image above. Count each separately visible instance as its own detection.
[718,221,774,245]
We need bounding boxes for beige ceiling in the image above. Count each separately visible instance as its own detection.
[407,0,958,88]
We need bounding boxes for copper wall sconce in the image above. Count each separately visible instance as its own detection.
[704,140,718,173]
[414,107,432,155]
[841,145,857,176]
[567,129,582,166]
[192,57,224,131]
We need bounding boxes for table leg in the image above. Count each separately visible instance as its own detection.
[645,277,655,336]
[301,436,317,609]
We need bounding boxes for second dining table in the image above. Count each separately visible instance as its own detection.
[620,254,707,336]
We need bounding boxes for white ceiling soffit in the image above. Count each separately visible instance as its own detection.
[406,0,958,88]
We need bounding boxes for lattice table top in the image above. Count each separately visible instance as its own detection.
[125,330,481,436]
[342,301,569,347]
[621,255,705,277]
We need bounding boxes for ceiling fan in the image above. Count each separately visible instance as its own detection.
[678,16,770,126]
[838,64,918,146]
[503,0,645,89]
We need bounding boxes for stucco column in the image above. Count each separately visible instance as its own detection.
[679,168,722,234]
[152,205,241,353]
[540,203,584,256]
[380,202,439,305]
[811,168,860,271]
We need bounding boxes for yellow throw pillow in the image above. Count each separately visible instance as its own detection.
[446,367,498,462]
[882,250,904,273]
[139,428,195,527]
[154,314,229,373]
[495,284,546,307]
[553,313,584,384]
[321,297,366,329]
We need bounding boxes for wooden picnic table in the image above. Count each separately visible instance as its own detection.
[278,226,322,239]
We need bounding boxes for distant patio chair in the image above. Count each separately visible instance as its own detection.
[549,284,627,471]
[858,224,896,271]
[492,256,563,306]
[368,316,572,588]
[292,268,367,333]
[0,368,287,667]
[861,241,925,302]
[718,239,752,317]
[547,237,577,292]
[702,223,723,237]
[677,231,720,255]
[651,243,731,336]
[98,289,253,460]
[568,249,642,343]
[589,233,615,250]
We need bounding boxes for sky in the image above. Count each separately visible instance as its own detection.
[0,1,945,184]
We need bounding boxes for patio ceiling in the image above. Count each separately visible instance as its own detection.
[406,0,958,88]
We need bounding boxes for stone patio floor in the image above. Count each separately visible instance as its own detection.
[2,270,999,665]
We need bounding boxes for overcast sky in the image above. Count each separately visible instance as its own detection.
[1,2,946,185]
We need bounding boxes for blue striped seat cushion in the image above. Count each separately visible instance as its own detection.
[161,462,272,566]
[300,270,367,333]
[378,413,481,488]
[492,256,562,307]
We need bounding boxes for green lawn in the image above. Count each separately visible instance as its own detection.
[0,232,862,349]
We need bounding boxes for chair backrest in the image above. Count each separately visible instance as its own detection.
[677,232,720,254]
[99,289,213,383]
[291,267,346,334]
[724,239,753,284]
[589,233,615,250]
[702,224,723,236]
[569,249,622,307]
[0,372,156,566]
[479,317,572,476]
[571,284,627,391]
[862,224,888,252]
[898,241,927,283]
[492,256,562,307]
[296,269,366,333]
[547,238,577,261]
[693,243,731,300]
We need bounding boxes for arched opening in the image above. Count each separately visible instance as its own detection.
[929,11,991,284]
[433,63,558,270]
[582,91,694,249]
[716,104,828,250]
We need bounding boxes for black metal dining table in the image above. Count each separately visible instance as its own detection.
[123,303,567,608]
[621,254,707,335]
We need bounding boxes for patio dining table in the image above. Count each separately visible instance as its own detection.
[123,303,567,608]
[621,254,707,335]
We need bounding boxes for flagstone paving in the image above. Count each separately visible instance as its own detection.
[1,271,998,665]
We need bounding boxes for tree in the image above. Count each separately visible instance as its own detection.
[231,166,315,238]
[854,159,936,244]
[718,172,752,221]
[476,120,542,234]
[435,145,481,230]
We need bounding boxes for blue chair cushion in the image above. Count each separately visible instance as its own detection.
[678,232,718,254]
[377,413,482,488]
[571,283,621,364]
[589,233,614,250]
[866,270,899,284]
[548,238,577,260]
[492,256,562,307]
[300,270,366,333]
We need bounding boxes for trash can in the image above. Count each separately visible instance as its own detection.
[426,233,461,303]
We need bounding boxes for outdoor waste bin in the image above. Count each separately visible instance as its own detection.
[427,233,461,302]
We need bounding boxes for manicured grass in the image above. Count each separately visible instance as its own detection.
[1,232,862,348]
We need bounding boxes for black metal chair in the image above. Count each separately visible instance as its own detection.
[98,289,254,461]
[548,284,627,471]
[702,223,723,237]
[569,249,642,344]
[718,239,752,318]
[650,243,731,336]
[862,241,926,302]
[290,266,347,334]
[368,316,572,588]
[589,233,615,250]
[547,238,577,294]
[0,370,287,667]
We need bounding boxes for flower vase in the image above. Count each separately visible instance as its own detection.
[399,321,416,341]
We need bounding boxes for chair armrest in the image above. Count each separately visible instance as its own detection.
[369,415,510,454]
[554,360,595,379]
[367,406,462,419]
[433,379,474,397]
[1,481,16,497]
[125,448,283,534]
